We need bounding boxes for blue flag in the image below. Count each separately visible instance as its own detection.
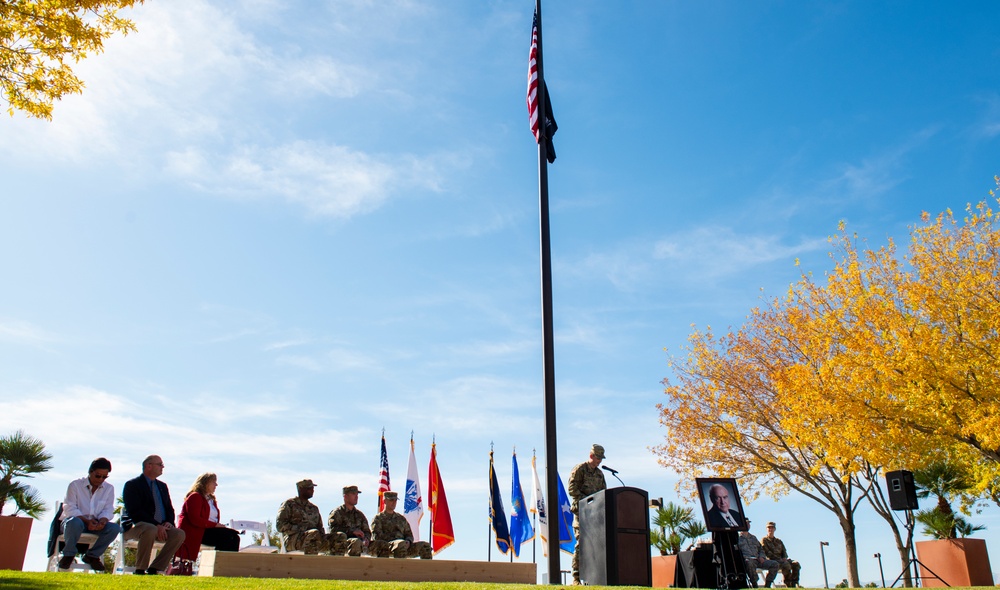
[557,474,576,554]
[509,451,534,556]
[489,451,511,554]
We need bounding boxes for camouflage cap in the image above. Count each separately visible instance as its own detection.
[591,444,606,459]
[766,521,776,528]
[382,491,398,500]
[296,479,317,489]
[343,485,361,495]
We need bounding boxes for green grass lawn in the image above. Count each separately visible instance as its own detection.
[0,571,606,589]
[1,574,995,590]
[1,572,553,589]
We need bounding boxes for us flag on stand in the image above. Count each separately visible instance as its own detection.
[378,433,390,512]
[527,8,557,163]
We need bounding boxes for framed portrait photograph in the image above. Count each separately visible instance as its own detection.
[696,477,748,532]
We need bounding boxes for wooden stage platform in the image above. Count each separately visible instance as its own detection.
[197,550,537,584]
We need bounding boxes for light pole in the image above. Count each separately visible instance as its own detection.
[649,497,666,552]
[874,553,885,588]
[820,541,830,588]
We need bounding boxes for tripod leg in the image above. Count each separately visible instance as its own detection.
[911,557,950,588]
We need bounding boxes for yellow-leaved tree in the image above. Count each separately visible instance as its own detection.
[656,305,869,587]
[0,0,143,119]
[657,178,1000,587]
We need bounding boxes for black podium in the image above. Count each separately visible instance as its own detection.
[578,487,652,586]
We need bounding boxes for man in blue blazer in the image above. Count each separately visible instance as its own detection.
[121,455,185,574]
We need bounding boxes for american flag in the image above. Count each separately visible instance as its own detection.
[526,9,557,162]
[378,434,390,512]
[526,10,542,142]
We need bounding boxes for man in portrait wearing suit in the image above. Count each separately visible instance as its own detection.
[121,455,186,574]
[705,483,744,529]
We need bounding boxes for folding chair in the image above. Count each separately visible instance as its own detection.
[113,532,166,574]
[45,502,102,572]
[228,519,279,553]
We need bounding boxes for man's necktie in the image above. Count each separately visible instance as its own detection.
[151,480,165,523]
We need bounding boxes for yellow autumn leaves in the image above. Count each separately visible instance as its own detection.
[656,181,1000,500]
[1,1,143,119]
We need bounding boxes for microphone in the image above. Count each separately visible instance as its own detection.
[601,465,619,475]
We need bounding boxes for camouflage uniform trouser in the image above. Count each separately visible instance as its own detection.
[285,529,330,554]
[779,559,801,586]
[329,532,364,556]
[369,539,433,559]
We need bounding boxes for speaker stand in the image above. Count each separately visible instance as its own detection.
[890,511,949,588]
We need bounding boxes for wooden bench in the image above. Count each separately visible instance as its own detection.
[197,550,536,584]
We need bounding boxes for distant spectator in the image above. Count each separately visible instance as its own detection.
[57,457,121,572]
[762,521,801,587]
[276,479,329,554]
[738,519,779,588]
[177,473,241,561]
[329,485,370,556]
[121,455,185,575]
[369,491,431,559]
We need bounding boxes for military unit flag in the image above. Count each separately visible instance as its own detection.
[530,452,550,556]
[404,435,424,542]
[509,451,534,557]
[489,450,511,554]
[427,441,455,554]
[557,473,576,554]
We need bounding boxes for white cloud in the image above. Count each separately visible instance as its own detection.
[653,226,826,279]
[564,227,826,292]
[167,141,397,218]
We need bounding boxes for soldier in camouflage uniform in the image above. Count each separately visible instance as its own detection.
[762,521,801,587]
[568,443,608,585]
[369,491,433,559]
[328,485,370,556]
[276,479,329,554]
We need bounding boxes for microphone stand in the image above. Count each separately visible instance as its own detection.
[602,466,625,487]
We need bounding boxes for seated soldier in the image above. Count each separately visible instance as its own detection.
[276,479,329,554]
[369,491,432,559]
[762,521,801,587]
[738,519,779,588]
[328,485,370,556]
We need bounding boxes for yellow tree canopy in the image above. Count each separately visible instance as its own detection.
[0,0,143,119]
[778,190,1000,478]
[656,184,1000,586]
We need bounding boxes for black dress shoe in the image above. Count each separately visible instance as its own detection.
[146,567,159,575]
[82,555,106,572]
[132,569,146,575]
[57,555,75,570]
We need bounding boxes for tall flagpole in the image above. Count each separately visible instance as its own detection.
[532,0,561,584]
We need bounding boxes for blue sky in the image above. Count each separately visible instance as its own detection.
[2,0,999,584]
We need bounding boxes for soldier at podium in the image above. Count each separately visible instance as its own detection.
[568,443,607,585]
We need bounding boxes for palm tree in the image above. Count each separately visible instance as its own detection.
[650,502,707,555]
[912,460,980,540]
[0,430,53,518]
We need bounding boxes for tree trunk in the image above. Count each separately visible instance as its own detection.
[858,468,913,587]
[838,513,861,587]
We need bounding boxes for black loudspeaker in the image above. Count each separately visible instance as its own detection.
[578,487,652,586]
[886,470,919,511]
